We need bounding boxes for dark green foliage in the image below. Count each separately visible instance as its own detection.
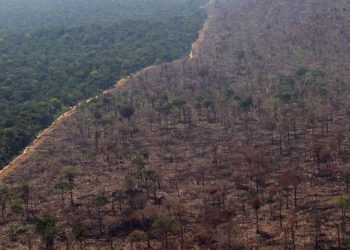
[62,168,78,205]
[224,87,236,99]
[172,97,187,109]
[10,199,23,214]
[0,0,207,168]
[152,215,174,231]
[311,68,326,78]
[120,105,135,120]
[127,229,148,243]
[35,214,58,250]
[152,215,175,246]
[239,96,254,110]
[332,195,350,210]
[0,0,207,35]
[17,185,30,204]
[296,66,309,77]
[278,92,293,104]
[72,220,87,243]
[203,99,214,109]
[94,196,109,207]
[54,182,72,191]
[63,168,78,184]
[156,103,173,116]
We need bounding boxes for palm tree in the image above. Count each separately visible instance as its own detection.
[54,182,72,209]
[63,168,78,205]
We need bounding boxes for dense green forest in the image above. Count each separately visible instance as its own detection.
[0,0,206,34]
[0,0,207,167]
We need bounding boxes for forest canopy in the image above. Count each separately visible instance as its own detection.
[0,0,207,167]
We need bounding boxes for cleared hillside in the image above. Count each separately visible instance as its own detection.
[1,0,350,249]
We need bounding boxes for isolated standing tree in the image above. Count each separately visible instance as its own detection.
[94,196,108,235]
[172,97,186,122]
[54,182,72,209]
[239,96,253,124]
[286,215,298,250]
[152,215,174,247]
[249,192,261,233]
[63,168,78,205]
[155,103,173,124]
[72,220,87,250]
[203,99,214,122]
[10,198,23,218]
[332,194,350,235]
[35,214,58,250]
[143,169,159,201]
[120,105,135,121]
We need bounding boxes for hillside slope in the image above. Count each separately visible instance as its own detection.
[1,0,350,249]
[0,0,206,168]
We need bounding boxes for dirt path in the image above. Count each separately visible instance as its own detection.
[0,78,128,181]
[0,110,74,180]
